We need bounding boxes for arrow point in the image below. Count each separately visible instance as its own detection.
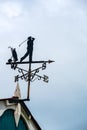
[48,60,55,63]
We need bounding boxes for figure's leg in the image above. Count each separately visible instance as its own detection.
[29,51,33,62]
[20,51,29,62]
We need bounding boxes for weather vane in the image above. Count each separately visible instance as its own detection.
[6,36,54,101]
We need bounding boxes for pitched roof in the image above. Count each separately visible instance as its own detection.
[0,97,42,130]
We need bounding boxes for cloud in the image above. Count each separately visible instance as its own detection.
[0,1,22,18]
[36,0,70,15]
[37,0,87,17]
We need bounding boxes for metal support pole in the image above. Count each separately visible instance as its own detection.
[27,62,31,99]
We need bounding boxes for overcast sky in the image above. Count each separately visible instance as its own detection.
[0,0,87,130]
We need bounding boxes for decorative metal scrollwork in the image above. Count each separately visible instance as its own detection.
[42,62,46,70]
[14,75,19,82]
[14,62,49,83]
[43,75,49,83]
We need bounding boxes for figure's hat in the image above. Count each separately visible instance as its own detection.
[28,36,35,41]
[28,36,32,40]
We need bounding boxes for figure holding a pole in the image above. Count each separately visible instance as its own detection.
[20,36,35,62]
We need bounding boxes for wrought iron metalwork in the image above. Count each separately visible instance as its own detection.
[6,60,54,82]
[6,60,54,100]
[12,61,50,82]
[6,37,54,101]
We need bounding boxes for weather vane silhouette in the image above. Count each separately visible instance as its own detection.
[6,36,54,101]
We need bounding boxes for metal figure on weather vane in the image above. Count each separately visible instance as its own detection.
[6,36,54,102]
[20,36,35,62]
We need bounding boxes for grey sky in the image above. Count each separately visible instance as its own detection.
[0,0,87,130]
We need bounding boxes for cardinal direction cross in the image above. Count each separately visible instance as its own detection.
[6,59,54,100]
[13,60,52,83]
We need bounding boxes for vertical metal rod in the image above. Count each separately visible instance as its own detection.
[27,62,31,99]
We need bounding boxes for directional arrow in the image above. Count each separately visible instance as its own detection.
[6,60,54,65]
